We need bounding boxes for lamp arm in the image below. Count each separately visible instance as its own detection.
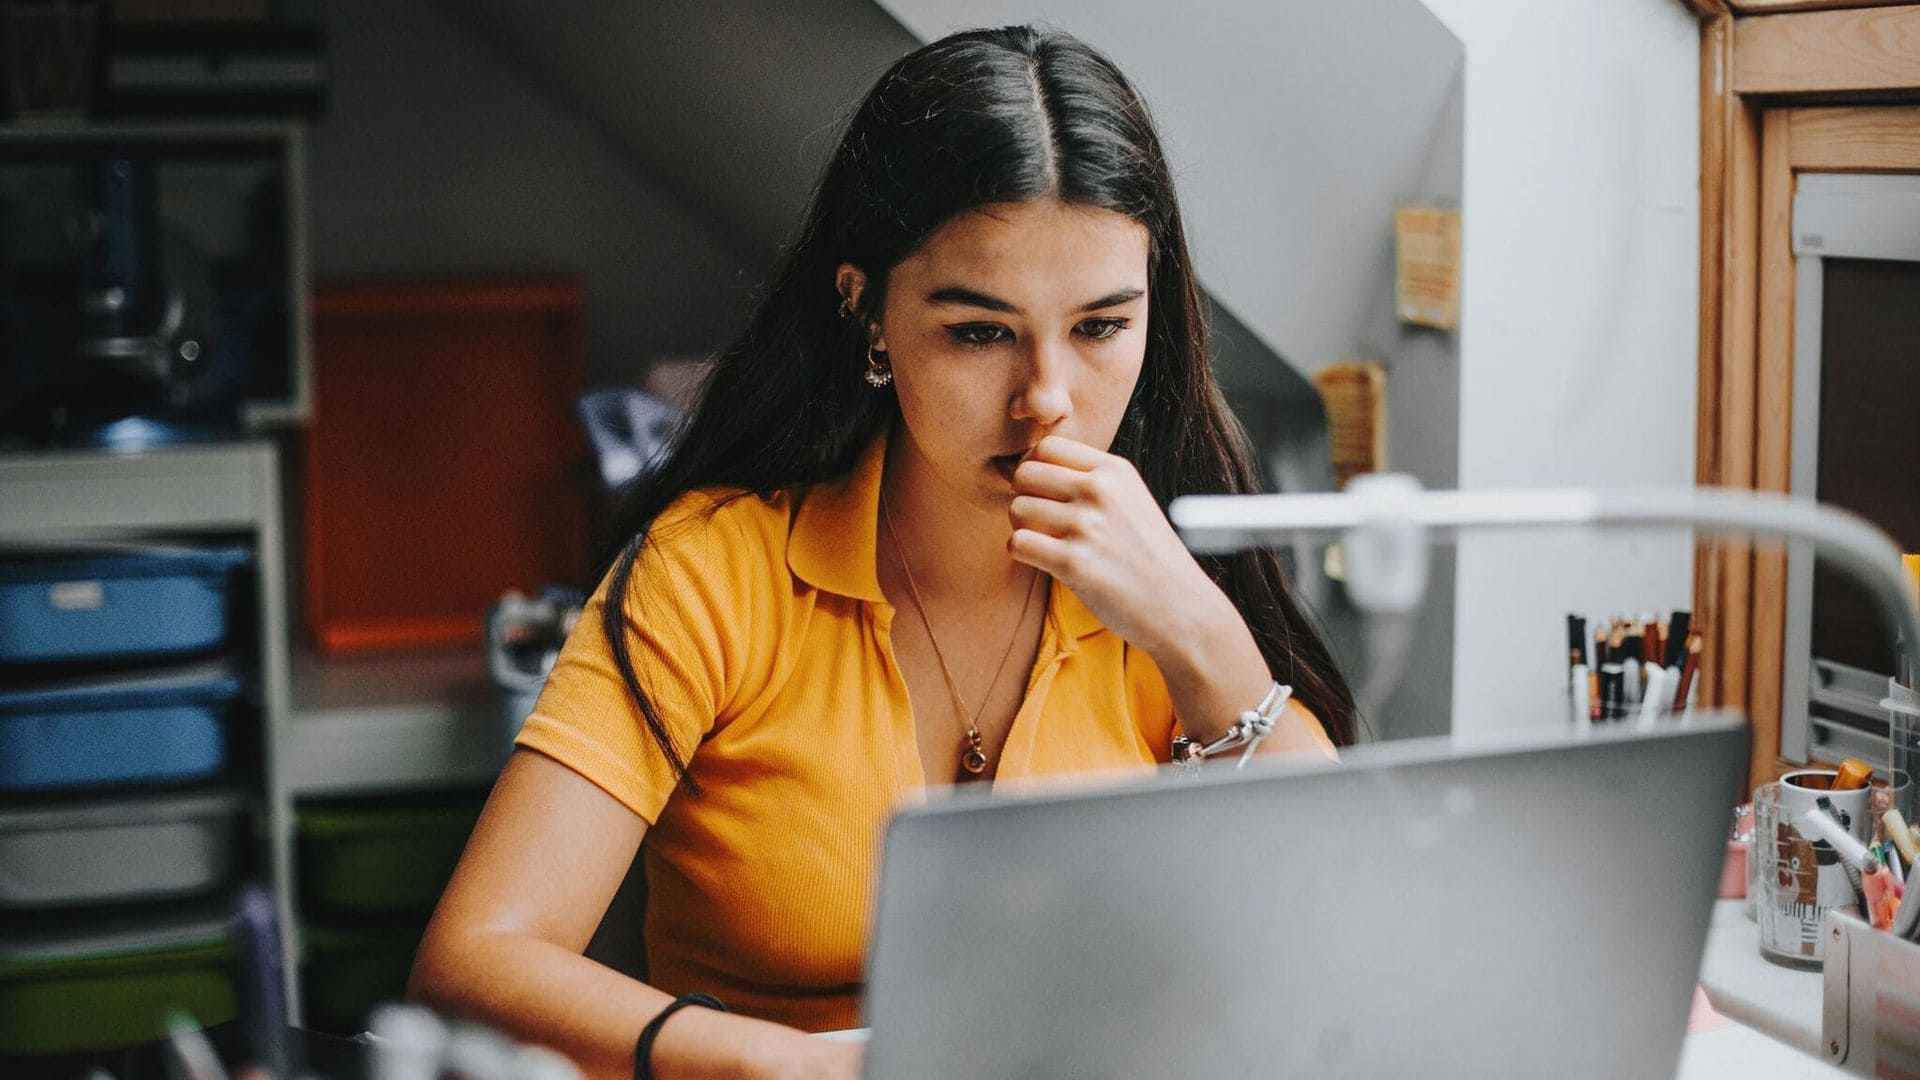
[1170,482,1920,688]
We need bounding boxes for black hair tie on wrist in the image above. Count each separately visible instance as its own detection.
[634,992,726,1080]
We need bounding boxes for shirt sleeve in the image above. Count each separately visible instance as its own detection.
[514,493,765,824]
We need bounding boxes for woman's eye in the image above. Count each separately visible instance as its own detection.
[947,324,1011,347]
[1077,317,1129,341]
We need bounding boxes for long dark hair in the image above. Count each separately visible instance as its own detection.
[600,26,1356,787]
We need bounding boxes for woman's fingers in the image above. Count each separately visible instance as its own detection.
[1007,527,1077,580]
[1008,494,1084,538]
[1025,434,1108,470]
[1008,457,1088,501]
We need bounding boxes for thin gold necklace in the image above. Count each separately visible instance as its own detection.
[881,492,1043,778]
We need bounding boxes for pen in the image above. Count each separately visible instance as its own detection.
[1804,801,1899,930]
[1659,613,1690,715]
[369,1003,450,1080]
[1671,633,1702,712]
[1888,809,1920,868]
[1592,625,1607,721]
[166,1014,232,1080]
[1897,854,1920,941]
[1601,625,1628,720]
[1664,612,1691,667]
[1568,615,1591,726]
[1834,758,1874,791]
[234,883,292,1080]
[1635,665,1669,726]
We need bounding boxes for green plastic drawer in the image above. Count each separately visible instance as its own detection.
[297,794,483,917]
[0,911,235,1056]
[300,920,425,1035]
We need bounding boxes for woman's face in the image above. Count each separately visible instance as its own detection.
[851,198,1152,510]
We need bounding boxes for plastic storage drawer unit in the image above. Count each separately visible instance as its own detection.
[298,795,484,916]
[0,663,241,791]
[0,543,251,665]
[0,909,235,1056]
[0,789,243,909]
[301,919,429,1034]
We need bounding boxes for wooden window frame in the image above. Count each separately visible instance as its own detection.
[1683,0,1920,793]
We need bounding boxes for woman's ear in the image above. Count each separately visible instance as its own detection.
[834,263,867,315]
[834,263,886,351]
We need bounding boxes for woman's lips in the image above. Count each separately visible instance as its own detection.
[992,453,1023,483]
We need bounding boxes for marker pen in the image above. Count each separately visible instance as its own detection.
[1834,757,1874,791]
[1897,856,1920,942]
[1672,633,1702,712]
[1659,612,1691,714]
[1636,666,1668,726]
[1621,630,1643,705]
[1568,614,1591,727]
[1599,664,1625,722]
[1592,626,1607,721]
[1887,808,1920,868]
[1802,802,1899,930]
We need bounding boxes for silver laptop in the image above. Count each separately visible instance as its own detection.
[858,716,1748,1079]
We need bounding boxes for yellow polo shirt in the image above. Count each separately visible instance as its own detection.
[515,433,1180,1032]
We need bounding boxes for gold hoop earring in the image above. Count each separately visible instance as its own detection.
[863,346,893,388]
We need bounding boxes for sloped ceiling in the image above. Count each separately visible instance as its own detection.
[430,0,919,264]
[877,0,1463,380]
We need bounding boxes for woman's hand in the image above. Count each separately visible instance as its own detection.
[1006,435,1330,754]
[778,1038,865,1080]
[736,1029,864,1080]
[651,1006,863,1080]
[1005,434,1231,656]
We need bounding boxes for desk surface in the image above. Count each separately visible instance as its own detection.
[1677,1019,1846,1079]
[1692,899,1845,1077]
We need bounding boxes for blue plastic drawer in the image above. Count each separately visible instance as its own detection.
[0,663,241,791]
[0,544,251,665]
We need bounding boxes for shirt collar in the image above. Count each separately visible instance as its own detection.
[787,432,889,604]
[787,428,1105,642]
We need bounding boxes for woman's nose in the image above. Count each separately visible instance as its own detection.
[1010,342,1072,427]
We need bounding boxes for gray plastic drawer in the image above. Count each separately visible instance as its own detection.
[0,790,243,909]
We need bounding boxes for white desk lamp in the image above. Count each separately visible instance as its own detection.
[1170,474,1920,742]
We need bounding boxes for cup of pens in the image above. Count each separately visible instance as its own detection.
[1565,611,1700,725]
[1754,771,1870,967]
[1752,764,1920,966]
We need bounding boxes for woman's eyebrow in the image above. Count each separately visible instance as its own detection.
[924,285,1146,313]
[926,286,1019,313]
[1078,287,1145,311]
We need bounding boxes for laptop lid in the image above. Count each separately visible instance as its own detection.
[861,716,1748,1079]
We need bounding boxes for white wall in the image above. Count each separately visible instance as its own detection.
[876,1,1463,384]
[1420,0,1701,732]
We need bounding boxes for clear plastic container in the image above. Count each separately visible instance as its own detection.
[1752,771,1872,968]
[1885,678,1920,825]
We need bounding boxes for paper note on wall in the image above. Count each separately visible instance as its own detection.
[1394,206,1461,331]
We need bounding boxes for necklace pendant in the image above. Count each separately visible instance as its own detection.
[961,729,989,775]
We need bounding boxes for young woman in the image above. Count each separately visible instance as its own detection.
[411,25,1355,1080]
